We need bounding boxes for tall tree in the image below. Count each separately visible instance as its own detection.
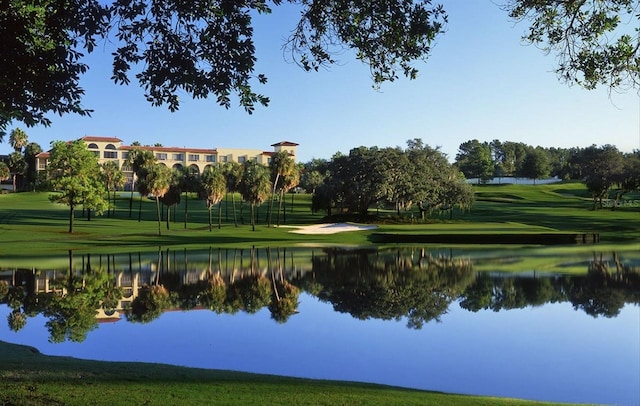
[221,162,243,227]
[278,164,301,225]
[143,164,173,236]
[101,161,125,217]
[570,145,624,209]
[7,151,26,191]
[179,167,200,229]
[23,142,42,190]
[268,150,296,227]
[200,166,226,231]
[455,140,493,183]
[518,148,550,184]
[239,161,271,231]
[125,148,156,220]
[47,140,107,232]
[8,128,28,152]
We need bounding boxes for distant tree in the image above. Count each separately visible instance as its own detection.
[611,152,640,209]
[0,162,9,183]
[7,151,26,191]
[48,140,107,232]
[200,166,226,231]
[239,161,271,231]
[23,142,42,189]
[455,140,493,183]
[570,145,624,209]
[300,159,328,194]
[143,164,173,236]
[518,148,550,184]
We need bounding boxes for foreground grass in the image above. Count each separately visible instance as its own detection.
[0,340,570,406]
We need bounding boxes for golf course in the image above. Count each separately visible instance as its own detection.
[1,181,638,405]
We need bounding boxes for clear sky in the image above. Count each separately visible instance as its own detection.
[1,1,638,162]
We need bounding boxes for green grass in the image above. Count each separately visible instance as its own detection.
[0,340,572,406]
[0,182,638,259]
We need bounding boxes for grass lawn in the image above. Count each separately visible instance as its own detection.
[0,340,572,406]
[0,182,638,259]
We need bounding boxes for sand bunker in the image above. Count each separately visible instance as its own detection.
[285,223,378,235]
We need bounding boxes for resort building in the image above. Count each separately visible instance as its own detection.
[36,136,298,189]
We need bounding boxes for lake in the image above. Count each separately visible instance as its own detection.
[1,246,639,405]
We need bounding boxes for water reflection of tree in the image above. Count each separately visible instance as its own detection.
[43,252,121,342]
[2,249,639,343]
[460,253,640,318]
[304,248,475,329]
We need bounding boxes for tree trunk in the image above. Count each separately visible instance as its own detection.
[277,190,284,226]
[166,205,170,230]
[155,196,162,236]
[218,201,222,229]
[129,187,134,218]
[12,174,16,192]
[250,203,255,231]
[68,205,74,233]
[138,194,143,222]
[232,193,238,226]
[184,191,188,229]
[208,206,212,231]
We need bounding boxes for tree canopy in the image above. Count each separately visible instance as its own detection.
[1,0,637,136]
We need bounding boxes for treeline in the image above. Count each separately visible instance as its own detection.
[299,139,475,219]
[453,139,640,208]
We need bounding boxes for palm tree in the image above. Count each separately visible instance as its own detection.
[8,128,28,152]
[239,161,270,231]
[144,164,173,236]
[221,161,243,227]
[201,166,226,231]
[267,151,295,227]
[179,167,199,229]
[125,148,156,220]
[101,161,125,217]
[278,164,300,225]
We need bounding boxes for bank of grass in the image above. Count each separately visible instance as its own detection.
[0,340,570,406]
[0,181,638,258]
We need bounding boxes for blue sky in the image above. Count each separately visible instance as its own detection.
[1,1,638,162]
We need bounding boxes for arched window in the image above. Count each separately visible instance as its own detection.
[103,143,118,159]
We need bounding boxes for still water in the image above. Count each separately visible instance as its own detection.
[1,246,639,405]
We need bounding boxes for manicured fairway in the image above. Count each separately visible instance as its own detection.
[0,182,638,259]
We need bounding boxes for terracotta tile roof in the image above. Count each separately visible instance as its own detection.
[271,141,299,147]
[81,136,123,143]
